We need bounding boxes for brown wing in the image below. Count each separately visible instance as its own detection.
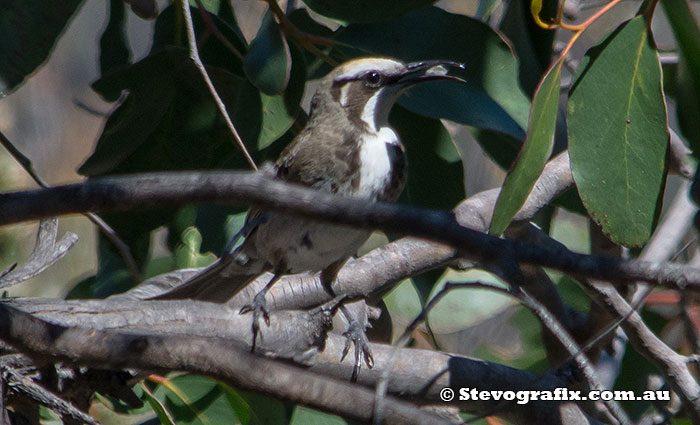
[275,127,361,195]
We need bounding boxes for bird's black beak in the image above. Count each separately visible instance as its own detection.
[397,60,466,87]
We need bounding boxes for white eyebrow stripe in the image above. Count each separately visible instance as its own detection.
[335,60,404,80]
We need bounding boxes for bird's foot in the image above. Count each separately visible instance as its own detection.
[341,319,374,382]
[239,291,271,351]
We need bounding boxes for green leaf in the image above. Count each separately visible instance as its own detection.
[190,0,220,14]
[80,47,251,177]
[152,377,287,425]
[158,375,247,424]
[171,205,248,254]
[0,0,83,95]
[391,106,464,209]
[288,9,334,75]
[425,269,544,365]
[661,0,700,86]
[65,275,97,300]
[382,279,422,343]
[233,389,287,425]
[568,16,669,247]
[243,10,291,95]
[336,7,529,140]
[661,0,700,157]
[142,386,176,425]
[256,43,306,149]
[80,51,179,175]
[302,0,436,23]
[426,269,513,335]
[290,406,347,425]
[475,0,502,20]
[175,227,218,269]
[490,61,562,235]
[223,210,249,252]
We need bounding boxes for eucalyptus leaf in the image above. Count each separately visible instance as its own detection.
[256,43,306,150]
[568,16,668,247]
[156,375,248,424]
[490,61,562,235]
[244,10,291,95]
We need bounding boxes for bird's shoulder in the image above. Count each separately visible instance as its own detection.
[275,127,361,195]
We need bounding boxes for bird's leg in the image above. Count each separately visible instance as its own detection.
[239,263,285,352]
[321,260,374,382]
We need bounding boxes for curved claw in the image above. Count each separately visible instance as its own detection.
[341,320,374,382]
[240,291,271,351]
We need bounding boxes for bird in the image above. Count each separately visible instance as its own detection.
[154,57,464,377]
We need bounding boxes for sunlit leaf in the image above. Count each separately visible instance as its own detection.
[175,227,217,269]
[568,16,668,247]
[291,406,347,425]
[490,61,562,235]
[157,375,246,424]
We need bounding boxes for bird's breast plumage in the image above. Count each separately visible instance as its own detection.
[357,126,407,202]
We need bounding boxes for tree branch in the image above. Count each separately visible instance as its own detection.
[2,298,599,425]
[0,300,457,425]
[2,159,700,293]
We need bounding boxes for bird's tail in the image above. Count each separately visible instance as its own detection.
[149,256,259,302]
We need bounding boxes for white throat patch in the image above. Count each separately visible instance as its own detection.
[358,127,399,199]
[361,90,385,132]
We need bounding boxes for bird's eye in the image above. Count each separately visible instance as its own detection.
[364,71,382,87]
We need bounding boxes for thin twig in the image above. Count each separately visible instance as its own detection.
[0,301,452,425]
[3,366,101,425]
[582,278,700,421]
[560,181,697,368]
[515,288,632,425]
[0,130,140,283]
[178,0,257,170]
[374,281,510,425]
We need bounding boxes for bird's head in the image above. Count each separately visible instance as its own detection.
[309,57,464,132]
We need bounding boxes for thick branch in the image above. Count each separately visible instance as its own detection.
[0,300,451,425]
[3,298,598,425]
[2,160,699,292]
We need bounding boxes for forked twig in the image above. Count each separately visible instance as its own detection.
[0,130,140,282]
